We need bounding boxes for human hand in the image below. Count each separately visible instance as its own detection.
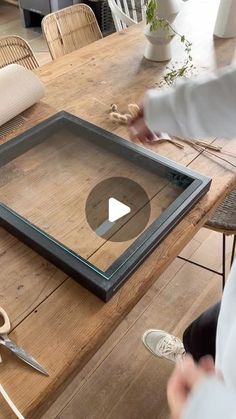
[167,354,216,419]
[128,103,154,144]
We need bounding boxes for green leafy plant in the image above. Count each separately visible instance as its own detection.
[145,0,193,85]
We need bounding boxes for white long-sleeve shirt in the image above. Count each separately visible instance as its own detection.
[183,262,236,419]
[144,66,236,418]
[144,65,236,139]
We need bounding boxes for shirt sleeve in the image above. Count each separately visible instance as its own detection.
[144,65,236,139]
[182,376,236,419]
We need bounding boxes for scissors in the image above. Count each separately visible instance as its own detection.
[0,306,48,376]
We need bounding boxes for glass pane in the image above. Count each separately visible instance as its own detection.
[0,118,192,279]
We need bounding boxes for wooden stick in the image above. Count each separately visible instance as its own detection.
[195,140,222,151]
[0,384,24,419]
[176,137,222,152]
[177,137,236,168]
[178,137,204,151]
[164,139,185,149]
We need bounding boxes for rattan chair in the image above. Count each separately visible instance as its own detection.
[0,35,39,70]
[42,4,103,60]
[179,188,236,289]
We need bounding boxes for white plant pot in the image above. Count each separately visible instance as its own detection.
[144,0,182,62]
[144,25,173,61]
[144,40,172,62]
[214,0,236,38]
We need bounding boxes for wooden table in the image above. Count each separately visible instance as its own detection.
[0,0,236,417]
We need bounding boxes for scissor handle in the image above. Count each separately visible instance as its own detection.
[0,307,11,334]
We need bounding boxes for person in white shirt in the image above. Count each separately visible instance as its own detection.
[128,65,236,419]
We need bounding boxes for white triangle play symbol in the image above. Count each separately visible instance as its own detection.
[108,197,131,222]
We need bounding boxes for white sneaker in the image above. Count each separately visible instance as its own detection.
[142,329,185,363]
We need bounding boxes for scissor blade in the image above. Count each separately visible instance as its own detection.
[0,338,49,376]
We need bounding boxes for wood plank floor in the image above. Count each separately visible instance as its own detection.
[0,4,232,418]
[40,228,231,419]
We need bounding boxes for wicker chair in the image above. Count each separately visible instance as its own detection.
[42,4,103,60]
[179,188,236,289]
[0,35,39,70]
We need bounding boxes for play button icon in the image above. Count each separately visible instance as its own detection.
[108,198,131,222]
[85,177,151,242]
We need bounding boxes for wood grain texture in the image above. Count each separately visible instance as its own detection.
[56,255,221,419]
[0,128,181,271]
[0,0,236,417]
[43,228,229,419]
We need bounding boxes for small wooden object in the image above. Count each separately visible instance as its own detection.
[110,103,184,149]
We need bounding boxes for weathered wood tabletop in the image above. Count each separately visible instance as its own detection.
[0,0,236,417]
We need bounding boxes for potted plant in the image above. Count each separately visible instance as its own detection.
[144,0,193,84]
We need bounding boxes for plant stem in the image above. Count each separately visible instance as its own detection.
[145,0,193,85]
